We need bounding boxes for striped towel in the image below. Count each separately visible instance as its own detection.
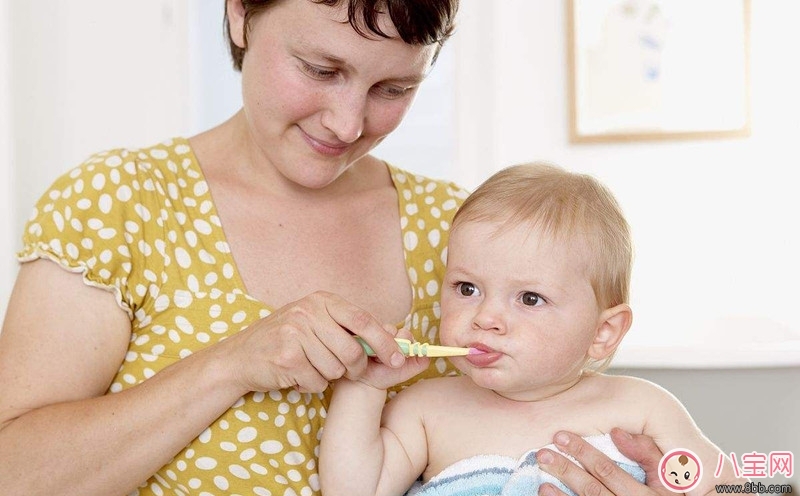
[405,433,646,496]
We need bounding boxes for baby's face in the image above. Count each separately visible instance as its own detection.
[439,220,602,400]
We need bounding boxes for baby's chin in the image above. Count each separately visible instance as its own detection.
[458,364,507,390]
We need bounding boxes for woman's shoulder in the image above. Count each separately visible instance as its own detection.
[44,137,195,191]
[386,163,470,202]
[20,136,201,257]
[385,163,470,240]
[83,137,195,176]
[40,138,208,221]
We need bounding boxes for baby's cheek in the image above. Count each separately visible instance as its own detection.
[437,318,458,345]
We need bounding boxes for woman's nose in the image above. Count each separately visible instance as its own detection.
[321,88,366,144]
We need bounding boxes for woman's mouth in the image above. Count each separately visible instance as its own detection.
[300,129,351,157]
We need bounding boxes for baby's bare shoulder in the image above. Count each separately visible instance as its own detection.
[581,373,674,403]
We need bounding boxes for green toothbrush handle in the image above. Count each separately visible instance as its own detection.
[355,336,410,357]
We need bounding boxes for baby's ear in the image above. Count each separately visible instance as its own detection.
[588,304,632,360]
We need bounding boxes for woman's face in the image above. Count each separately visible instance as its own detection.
[229,0,436,189]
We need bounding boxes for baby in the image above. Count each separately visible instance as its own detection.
[319,163,746,495]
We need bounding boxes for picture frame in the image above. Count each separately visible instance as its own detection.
[567,0,751,143]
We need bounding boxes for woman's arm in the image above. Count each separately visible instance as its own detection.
[0,260,409,496]
[0,261,249,495]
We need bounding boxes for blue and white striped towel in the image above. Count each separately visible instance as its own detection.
[405,433,646,496]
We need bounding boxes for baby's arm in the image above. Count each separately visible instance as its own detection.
[629,377,749,495]
[319,378,428,496]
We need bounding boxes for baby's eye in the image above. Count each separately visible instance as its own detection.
[520,292,544,306]
[683,471,691,480]
[456,282,479,297]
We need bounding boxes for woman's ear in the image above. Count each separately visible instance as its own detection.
[587,304,632,360]
[227,0,247,49]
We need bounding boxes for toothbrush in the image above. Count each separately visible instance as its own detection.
[355,336,482,358]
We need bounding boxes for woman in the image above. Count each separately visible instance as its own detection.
[0,1,669,495]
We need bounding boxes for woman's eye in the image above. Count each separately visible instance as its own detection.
[456,282,479,297]
[372,84,411,99]
[301,61,337,79]
[520,292,544,306]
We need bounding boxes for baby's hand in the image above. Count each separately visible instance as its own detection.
[353,325,429,390]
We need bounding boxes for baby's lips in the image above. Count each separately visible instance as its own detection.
[466,342,494,354]
[464,345,503,366]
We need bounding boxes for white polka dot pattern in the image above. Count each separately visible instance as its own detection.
[18,138,468,495]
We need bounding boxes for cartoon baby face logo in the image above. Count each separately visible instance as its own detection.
[659,448,703,493]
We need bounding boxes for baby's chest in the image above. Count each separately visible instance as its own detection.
[424,397,644,478]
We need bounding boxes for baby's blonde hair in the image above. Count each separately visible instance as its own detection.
[452,163,633,371]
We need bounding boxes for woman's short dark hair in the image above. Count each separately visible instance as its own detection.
[224,0,460,71]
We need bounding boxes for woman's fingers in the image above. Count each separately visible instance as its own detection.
[538,482,570,496]
[288,359,329,394]
[609,428,672,494]
[236,291,407,393]
[320,292,406,369]
[538,431,666,496]
[251,321,331,392]
[536,447,615,496]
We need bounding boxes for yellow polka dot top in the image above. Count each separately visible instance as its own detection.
[18,137,469,496]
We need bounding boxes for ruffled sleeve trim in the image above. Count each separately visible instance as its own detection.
[17,243,134,320]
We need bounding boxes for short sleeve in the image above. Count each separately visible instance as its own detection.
[17,149,151,318]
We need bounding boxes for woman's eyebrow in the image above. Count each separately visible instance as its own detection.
[303,46,427,85]
[389,73,427,85]
[314,51,350,67]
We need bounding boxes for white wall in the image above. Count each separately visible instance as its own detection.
[186,0,241,135]
[0,0,13,324]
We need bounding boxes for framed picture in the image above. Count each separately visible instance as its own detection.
[567,0,750,143]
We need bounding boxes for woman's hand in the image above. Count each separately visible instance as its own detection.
[217,291,410,394]
[536,429,680,496]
